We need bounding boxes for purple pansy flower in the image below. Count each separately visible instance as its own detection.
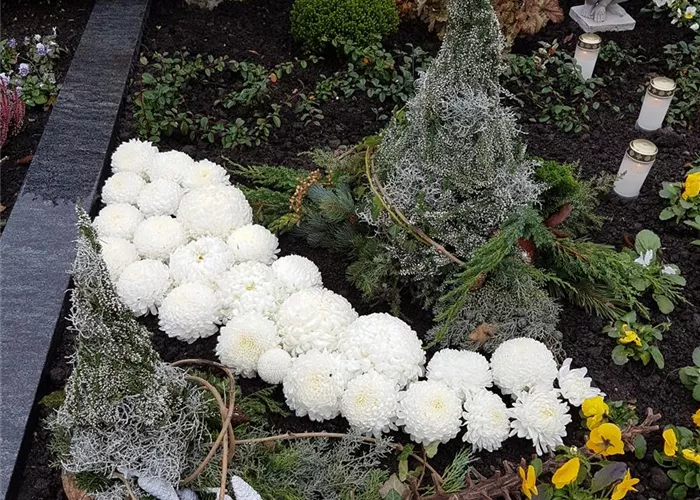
[15,86,22,97]
[0,73,9,87]
[36,43,47,56]
[18,63,30,77]
[8,38,17,49]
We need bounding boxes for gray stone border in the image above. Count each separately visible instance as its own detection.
[0,0,150,497]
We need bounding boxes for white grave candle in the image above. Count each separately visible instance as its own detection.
[613,139,658,199]
[574,33,601,80]
[636,77,676,132]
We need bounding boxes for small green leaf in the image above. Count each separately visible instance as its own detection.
[660,207,676,220]
[634,435,647,459]
[611,345,629,365]
[692,347,700,367]
[532,458,543,476]
[654,294,674,314]
[650,347,665,369]
[398,458,408,482]
[591,462,627,492]
[692,384,700,402]
[669,468,686,483]
[424,441,439,458]
[635,229,661,254]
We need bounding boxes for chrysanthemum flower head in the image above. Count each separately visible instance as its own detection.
[216,313,280,377]
[283,350,349,421]
[396,380,463,444]
[490,338,558,396]
[99,236,139,281]
[462,389,510,452]
[557,358,603,406]
[158,282,221,342]
[132,216,187,261]
[111,138,158,177]
[94,203,144,241]
[276,288,358,356]
[169,236,232,286]
[226,224,280,265]
[508,388,572,455]
[337,313,424,388]
[116,259,171,316]
[341,372,400,437]
[147,149,195,184]
[271,255,323,293]
[257,347,293,385]
[427,349,492,399]
[136,178,183,217]
[177,185,252,238]
[102,171,147,205]
[181,159,230,190]
[216,261,285,322]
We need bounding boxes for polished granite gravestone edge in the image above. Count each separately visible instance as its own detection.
[0,0,151,498]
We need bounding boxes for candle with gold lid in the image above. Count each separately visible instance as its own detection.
[574,33,601,80]
[636,77,676,132]
[613,139,658,199]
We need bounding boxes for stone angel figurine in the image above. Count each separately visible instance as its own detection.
[582,0,629,22]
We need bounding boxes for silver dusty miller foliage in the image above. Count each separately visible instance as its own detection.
[48,208,207,495]
[366,0,542,285]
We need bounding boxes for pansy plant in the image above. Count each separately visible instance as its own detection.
[655,422,700,499]
[660,163,700,246]
[679,347,700,401]
[604,311,669,369]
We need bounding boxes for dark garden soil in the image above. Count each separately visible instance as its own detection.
[16,0,700,498]
[0,0,94,233]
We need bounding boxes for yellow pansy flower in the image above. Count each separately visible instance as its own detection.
[693,409,700,428]
[619,326,642,348]
[582,396,609,430]
[611,470,639,500]
[682,448,700,466]
[552,457,580,489]
[663,428,678,456]
[586,423,625,456]
[518,465,538,499]
[682,172,700,200]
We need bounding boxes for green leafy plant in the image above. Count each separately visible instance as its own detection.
[290,0,399,53]
[661,36,700,128]
[654,425,700,499]
[642,0,700,32]
[504,40,606,133]
[604,311,668,370]
[660,163,700,245]
[679,348,700,401]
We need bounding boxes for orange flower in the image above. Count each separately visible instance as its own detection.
[611,470,639,500]
[518,465,538,499]
[663,428,678,456]
[552,457,580,489]
[586,423,625,456]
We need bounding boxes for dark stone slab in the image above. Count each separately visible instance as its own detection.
[0,0,150,497]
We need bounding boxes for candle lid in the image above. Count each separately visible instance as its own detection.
[577,33,602,50]
[648,76,676,97]
[627,139,658,162]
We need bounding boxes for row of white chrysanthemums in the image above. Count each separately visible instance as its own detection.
[96,139,603,455]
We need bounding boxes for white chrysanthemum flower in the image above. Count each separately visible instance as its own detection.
[216,262,285,321]
[158,282,221,343]
[111,138,158,177]
[462,389,510,452]
[226,224,280,264]
[557,358,604,407]
[257,348,293,385]
[99,236,139,281]
[337,313,424,388]
[146,150,195,184]
[177,185,252,238]
[230,475,262,500]
[427,349,492,399]
[271,255,323,292]
[396,380,462,445]
[283,350,349,421]
[132,216,187,261]
[169,237,232,286]
[102,171,147,205]
[341,372,399,437]
[116,259,171,316]
[136,179,183,217]
[181,159,230,190]
[216,314,280,377]
[94,203,144,240]
[490,338,558,396]
[276,288,358,356]
[508,388,572,455]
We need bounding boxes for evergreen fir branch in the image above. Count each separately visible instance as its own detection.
[440,448,476,494]
[227,161,303,191]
